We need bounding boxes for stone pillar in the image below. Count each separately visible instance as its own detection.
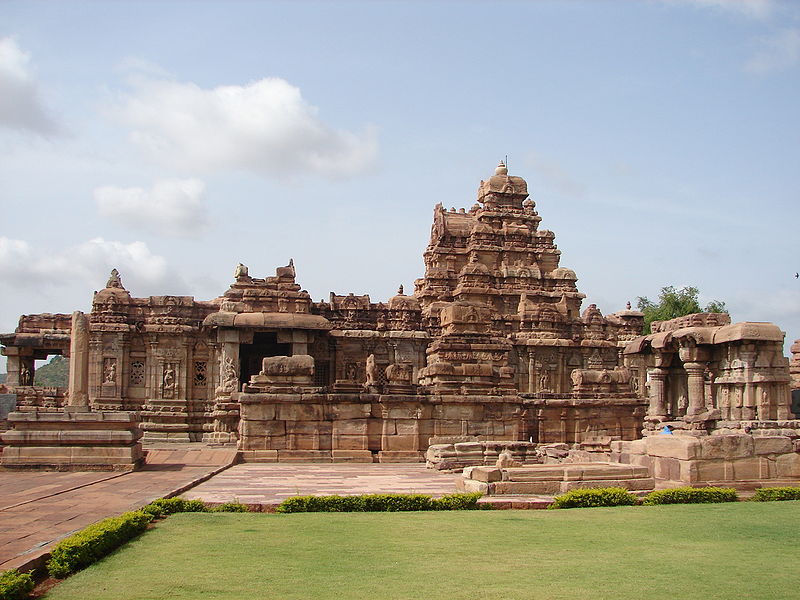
[4,351,21,386]
[68,311,90,408]
[684,362,706,416]
[647,368,667,417]
[527,351,535,393]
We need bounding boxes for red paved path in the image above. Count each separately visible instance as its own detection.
[0,448,236,571]
[183,463,462,505]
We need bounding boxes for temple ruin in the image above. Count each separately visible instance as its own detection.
[2,163,799,483]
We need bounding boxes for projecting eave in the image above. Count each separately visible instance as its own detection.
[203,312,332,330]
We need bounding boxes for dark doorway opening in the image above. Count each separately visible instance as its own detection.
[239,332,290,385]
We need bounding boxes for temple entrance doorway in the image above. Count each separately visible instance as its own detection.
[239,332,290,385]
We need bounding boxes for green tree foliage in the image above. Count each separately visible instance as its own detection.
[637,286,727,334]
[33,355,69,387]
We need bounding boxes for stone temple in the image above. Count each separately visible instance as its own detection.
[2,163,799,489]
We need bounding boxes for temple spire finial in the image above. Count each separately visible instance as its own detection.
[106,268,124,289]
[495,160,508,176]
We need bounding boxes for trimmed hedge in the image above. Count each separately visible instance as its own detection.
[210,502,251,513]
[140,497,209,518]
[643,487,738,505]
[47,511,153,578]
[752,487,800,502]
[549,488,638,509]
[0,569,34,600]
[276,492,483,513]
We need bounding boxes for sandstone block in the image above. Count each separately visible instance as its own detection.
[753,437,793,455]
[382,434,419,452]
[331,434,368,450]
[377,451,423,463]
[460,479,490,494]
[695,459,729,482]
[699,435,754,460]
[470,467,502,482]
[646,435,701,460]
[333,419,369,435]
[493,480,561,495]
[240,450,279,462]
[653,457,681,482]
[240,403,276,421]
[331,450,373,463]
[277,450,331,462]
[776,453,800,478]
[276,404,323,421]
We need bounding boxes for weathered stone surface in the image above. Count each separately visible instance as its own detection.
[776,453,800,478]
[752,436,793,455]
[469,467,503,483]
[699,435,754,460]
[646,435,701,460]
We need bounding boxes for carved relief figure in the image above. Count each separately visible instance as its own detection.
[222,356,238,392]
[19,364,32,386]
[539,369,550,392]
[365,354,377,387]
[103,359,117,384]
[162,364,176,398]
[570,369,582,389]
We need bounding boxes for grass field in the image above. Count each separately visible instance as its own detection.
[44,502,800,600]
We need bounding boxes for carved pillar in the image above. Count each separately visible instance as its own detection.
[527,351,535,393]
[67,311,90,407]
[740,349,757,420]
[647,368,667,417]
[684,361,706,416]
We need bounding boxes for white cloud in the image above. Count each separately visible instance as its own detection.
[744,28,800,74]
[95,178,209,237]
[0,236,186,294]
[663,0,773,19]
[112,75,377,179]
[0,37,59,135]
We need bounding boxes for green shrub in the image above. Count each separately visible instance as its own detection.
[210,502,251,513]
[643,487,738,505]
[276,492,484,513]
[0,569,34,600]
[549,487,638,509]
[752,487,800,502]
[433,492,483,510]
[140,497,209,518]
[47,511,153,578]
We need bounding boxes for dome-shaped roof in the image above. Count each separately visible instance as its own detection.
[387,285,420,311]
[551,267,577,281]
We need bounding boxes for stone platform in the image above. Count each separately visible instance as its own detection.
[458,462,655,495]
[1,409,143,470]
[609,433,800,489]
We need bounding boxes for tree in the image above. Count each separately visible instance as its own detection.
[637,286,727,334]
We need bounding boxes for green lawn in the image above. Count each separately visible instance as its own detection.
[45,502,800,600]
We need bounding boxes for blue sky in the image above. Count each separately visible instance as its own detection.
[1,0,799,371]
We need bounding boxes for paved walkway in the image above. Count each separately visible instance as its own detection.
[183,463,462,506]
[0,448,236,572]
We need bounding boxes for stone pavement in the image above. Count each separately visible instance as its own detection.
[182,463,463,506]
[0,447,237,572]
